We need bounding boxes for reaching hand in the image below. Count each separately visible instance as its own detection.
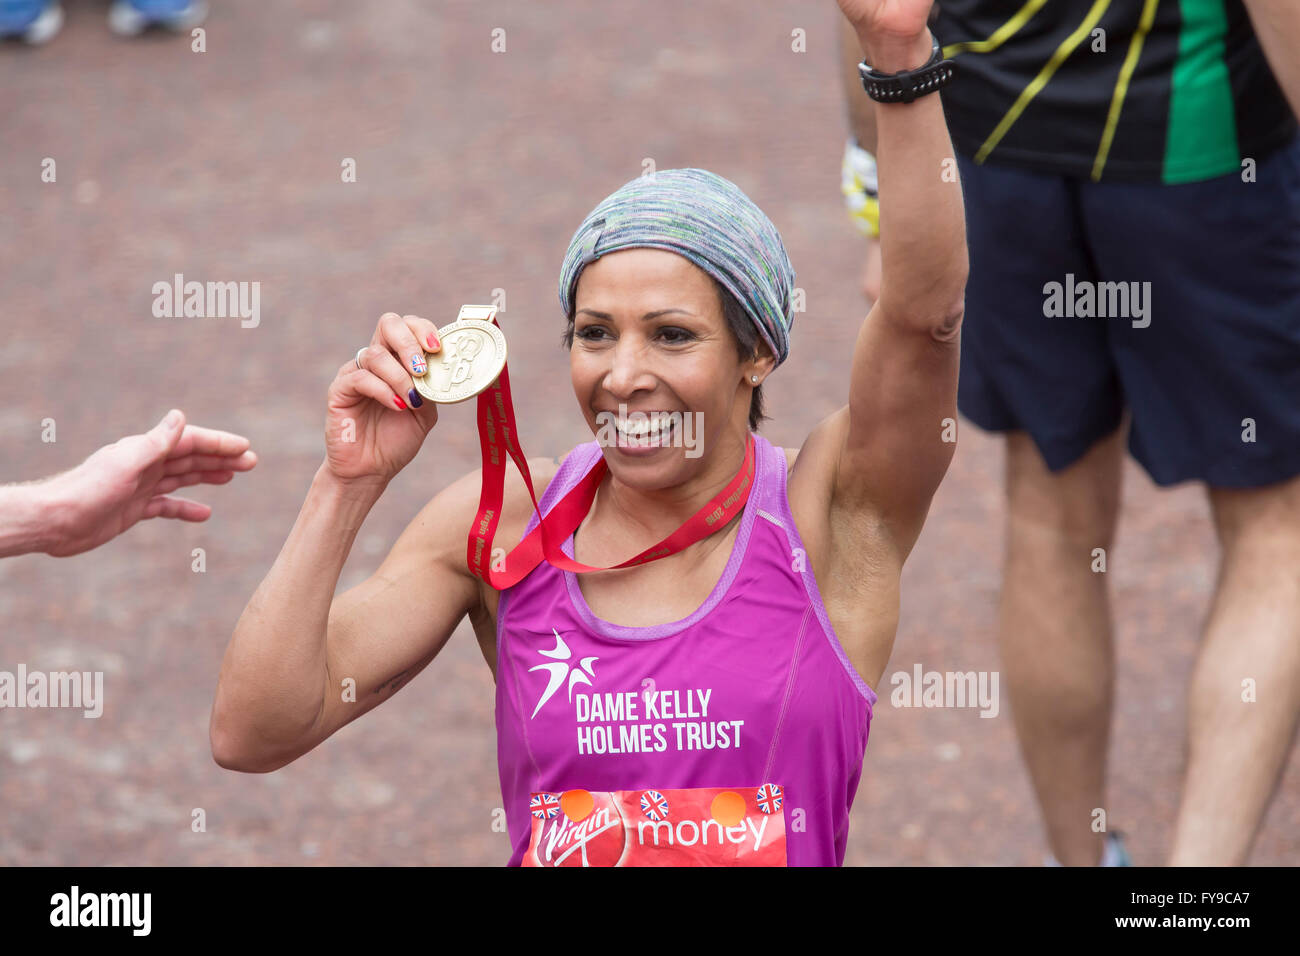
[43,409,257,557]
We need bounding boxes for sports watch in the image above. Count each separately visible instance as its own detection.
[858,33,954,104]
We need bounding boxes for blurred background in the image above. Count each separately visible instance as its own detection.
[1,0,1295,865]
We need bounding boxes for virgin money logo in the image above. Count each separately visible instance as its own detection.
[534,792,627,866]
[635,815,771,852]
[524,788,789,867]
[529,629,598,719]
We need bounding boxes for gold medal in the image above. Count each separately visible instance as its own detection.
[412,304,508,404]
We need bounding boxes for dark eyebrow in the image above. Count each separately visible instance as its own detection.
[576,308,695,321]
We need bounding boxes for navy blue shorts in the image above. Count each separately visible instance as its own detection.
[955,134,1300,488]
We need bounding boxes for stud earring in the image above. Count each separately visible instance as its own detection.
[750,375,759,383]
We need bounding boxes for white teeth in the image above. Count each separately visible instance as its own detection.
[613,414,673,437]
[617,419,665,437]
[596,409,681,447]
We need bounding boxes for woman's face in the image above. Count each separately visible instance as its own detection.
[570,248,757,489]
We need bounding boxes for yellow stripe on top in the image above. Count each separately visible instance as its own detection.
[1091,0,1160,181]
[942,0,1051,58]
[974,0,1114,164]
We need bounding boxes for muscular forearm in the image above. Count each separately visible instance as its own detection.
[211,464,385,770]
[868,30,968,331]
[0,481,60,558]
[1243,0,1300,120]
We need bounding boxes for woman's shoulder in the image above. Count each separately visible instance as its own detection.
[513,442,599,518]
[440,454,568,536]
[427,444,592,569]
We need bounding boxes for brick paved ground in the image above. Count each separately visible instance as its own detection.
[1,0,1295,865]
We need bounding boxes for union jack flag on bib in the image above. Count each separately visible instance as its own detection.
[639,789,670,821]
[756,784,783,814]
[530,792,561,820]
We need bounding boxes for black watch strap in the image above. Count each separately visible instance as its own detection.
[858,34,954,104]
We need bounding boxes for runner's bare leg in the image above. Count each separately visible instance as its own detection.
[1000,429,1125,866]
[1170,474,1300,865]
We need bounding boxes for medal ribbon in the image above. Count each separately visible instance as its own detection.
[466,316,756,591]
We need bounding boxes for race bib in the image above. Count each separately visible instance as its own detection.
[523,785,786,867]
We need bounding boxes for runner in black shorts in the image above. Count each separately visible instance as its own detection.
[841,0,1300,865]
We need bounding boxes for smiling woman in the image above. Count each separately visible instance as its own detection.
[212,0,967,869]
[563,274,769,432]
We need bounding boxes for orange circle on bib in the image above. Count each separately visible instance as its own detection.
[711,791,745,827]
[560,788,594,821]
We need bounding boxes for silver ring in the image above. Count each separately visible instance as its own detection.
[354,346,368,371]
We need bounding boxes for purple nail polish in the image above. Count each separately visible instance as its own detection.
[407,387,423,408]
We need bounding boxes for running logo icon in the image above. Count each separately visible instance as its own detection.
[529,629,598,719]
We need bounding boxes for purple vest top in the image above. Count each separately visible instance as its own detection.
[494,432,877,866]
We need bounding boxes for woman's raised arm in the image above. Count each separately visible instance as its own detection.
[832,0,968,557]
[210,311,467,772]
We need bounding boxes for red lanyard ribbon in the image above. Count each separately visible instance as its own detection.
[466,317,756,591]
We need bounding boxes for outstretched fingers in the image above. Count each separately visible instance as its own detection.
[142,494,212,522]
[153,470,236,496]
[163,449,257,476]
[169,424,252,461]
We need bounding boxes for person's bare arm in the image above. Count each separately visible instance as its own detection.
[840,16,878,153]
[838,0,944,150]
[211,311,451,772]
[1242,0,1300,118]
[210,461,479,772]
[832,0,968,555]
[0,410,256,559]
[0,482,58,557]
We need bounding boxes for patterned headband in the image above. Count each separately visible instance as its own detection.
[557,168,796,366]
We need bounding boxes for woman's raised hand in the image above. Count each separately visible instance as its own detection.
[324,312,443,488]
[835,0,934,73]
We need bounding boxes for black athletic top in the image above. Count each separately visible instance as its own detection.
[931,0,1296,182]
